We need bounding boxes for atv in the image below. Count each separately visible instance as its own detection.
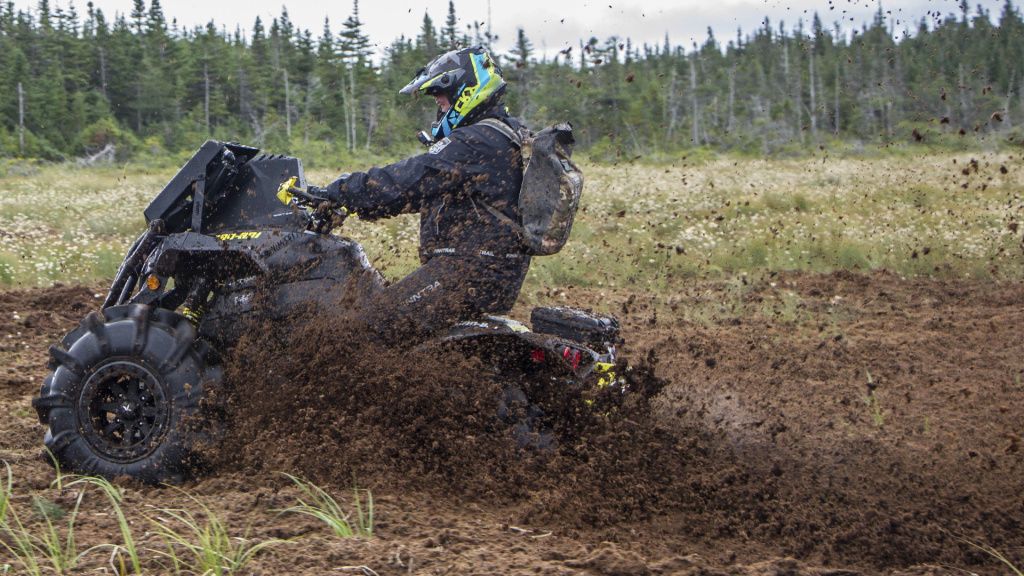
[32,140,622,483]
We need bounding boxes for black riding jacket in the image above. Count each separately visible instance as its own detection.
[331,111,525,263]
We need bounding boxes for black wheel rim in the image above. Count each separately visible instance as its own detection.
[78,360,170,462]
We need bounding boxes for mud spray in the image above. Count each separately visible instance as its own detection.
[201,272,1024,572]
[4,276,1023,573]
[214,301,681,524]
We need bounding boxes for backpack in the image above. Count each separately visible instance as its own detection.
[477,118,584,256]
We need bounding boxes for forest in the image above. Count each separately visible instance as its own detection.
[0,0,1022,162]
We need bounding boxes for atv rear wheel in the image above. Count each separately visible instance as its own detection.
[33,305,219,483]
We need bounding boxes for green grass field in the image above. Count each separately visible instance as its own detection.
[0,152,1021,291]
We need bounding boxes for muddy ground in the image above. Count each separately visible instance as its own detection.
[0,272,1022,575]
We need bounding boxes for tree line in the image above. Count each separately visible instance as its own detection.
[0,0,1022,162]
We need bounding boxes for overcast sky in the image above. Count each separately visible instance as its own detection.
[28,0,1010,57]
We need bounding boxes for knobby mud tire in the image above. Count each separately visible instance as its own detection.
[33,304,220,484]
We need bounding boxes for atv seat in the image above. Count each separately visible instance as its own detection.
[530,306,620,347]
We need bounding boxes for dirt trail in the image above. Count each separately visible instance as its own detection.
[0,273,1021,575]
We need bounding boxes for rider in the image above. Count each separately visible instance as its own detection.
[316,46,529,344]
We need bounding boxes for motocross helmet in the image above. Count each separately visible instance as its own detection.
[400,45,506,141]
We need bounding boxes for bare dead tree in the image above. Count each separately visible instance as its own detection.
[782,40,792,137]
[1020,75,1024,131]
[1005,71,1015,130]
[957,63,970,129]
[834,63,841,135]
[338,65,359,152]
[727,64,736,132]
[98,47,108,97]
[665,66,681,142]
[203,62,211,133]
[348,66,357,151]
[136,79,143,132]
[283,68,291,138]
[17,82,25,155]
[883,54,893,139]
[249,110,264,144]
[793,45,803,143]
[365,91,377,150]
[689,54,699,145]
[78,143,116,166]
[808,50,818,137]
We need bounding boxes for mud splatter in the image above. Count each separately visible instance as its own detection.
[2,273,1023,574]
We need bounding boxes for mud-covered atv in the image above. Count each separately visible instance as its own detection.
[32,140,622,483]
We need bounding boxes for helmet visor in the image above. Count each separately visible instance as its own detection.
[399,67,430,95]
[399,50,467,95]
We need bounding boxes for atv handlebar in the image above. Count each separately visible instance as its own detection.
[276,177,348,234]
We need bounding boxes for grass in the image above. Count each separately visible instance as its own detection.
[0,152,1022,287]
[1,470,373,574]
[958,537,1024,575]
[277,473,374,539]
[0,463,136,575]
[0,461,88,576]
[147,488,285,576]
[0,253,14,286]
[0,462,309,575]
[66,476,141,575]
[0,461,10,524]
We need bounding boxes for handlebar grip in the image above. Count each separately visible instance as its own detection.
[276,177,299,205]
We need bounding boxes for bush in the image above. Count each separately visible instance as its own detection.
[76,117,140,161]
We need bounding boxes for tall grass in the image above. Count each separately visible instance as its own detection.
[66,476,141,574]
[148,488,285,576]
[0,462,88,576]
[277,473,374,538]
[0,464,295,575]
[0,461,11,524]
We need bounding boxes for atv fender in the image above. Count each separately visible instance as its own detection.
[433,315,615,380]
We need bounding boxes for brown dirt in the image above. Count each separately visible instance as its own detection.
[0,272,1022,575]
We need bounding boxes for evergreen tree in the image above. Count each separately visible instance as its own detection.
[418,12,438,55]
[443,1,458,49]
[129,0,144,34]
[0,2,1020,159]
[509,27,533,68]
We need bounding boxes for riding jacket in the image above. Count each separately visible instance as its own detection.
[328,111,526,263]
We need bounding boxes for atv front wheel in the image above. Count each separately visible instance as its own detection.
[33,305,219,483]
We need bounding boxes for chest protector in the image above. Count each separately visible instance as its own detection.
[477,119,584,256]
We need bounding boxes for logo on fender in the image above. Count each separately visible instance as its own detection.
[215,231,263,241]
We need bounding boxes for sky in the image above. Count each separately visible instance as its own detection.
[26,0,1012,58]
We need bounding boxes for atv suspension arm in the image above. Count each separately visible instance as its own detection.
[102,219,165,309]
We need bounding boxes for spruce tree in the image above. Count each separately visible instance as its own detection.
[443,1,458,49]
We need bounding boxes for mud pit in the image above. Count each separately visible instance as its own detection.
[0,272,1022,575]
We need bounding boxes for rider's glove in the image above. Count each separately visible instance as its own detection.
[322,173,352,206]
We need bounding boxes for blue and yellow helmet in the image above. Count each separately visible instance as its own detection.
[400,46,506,141]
